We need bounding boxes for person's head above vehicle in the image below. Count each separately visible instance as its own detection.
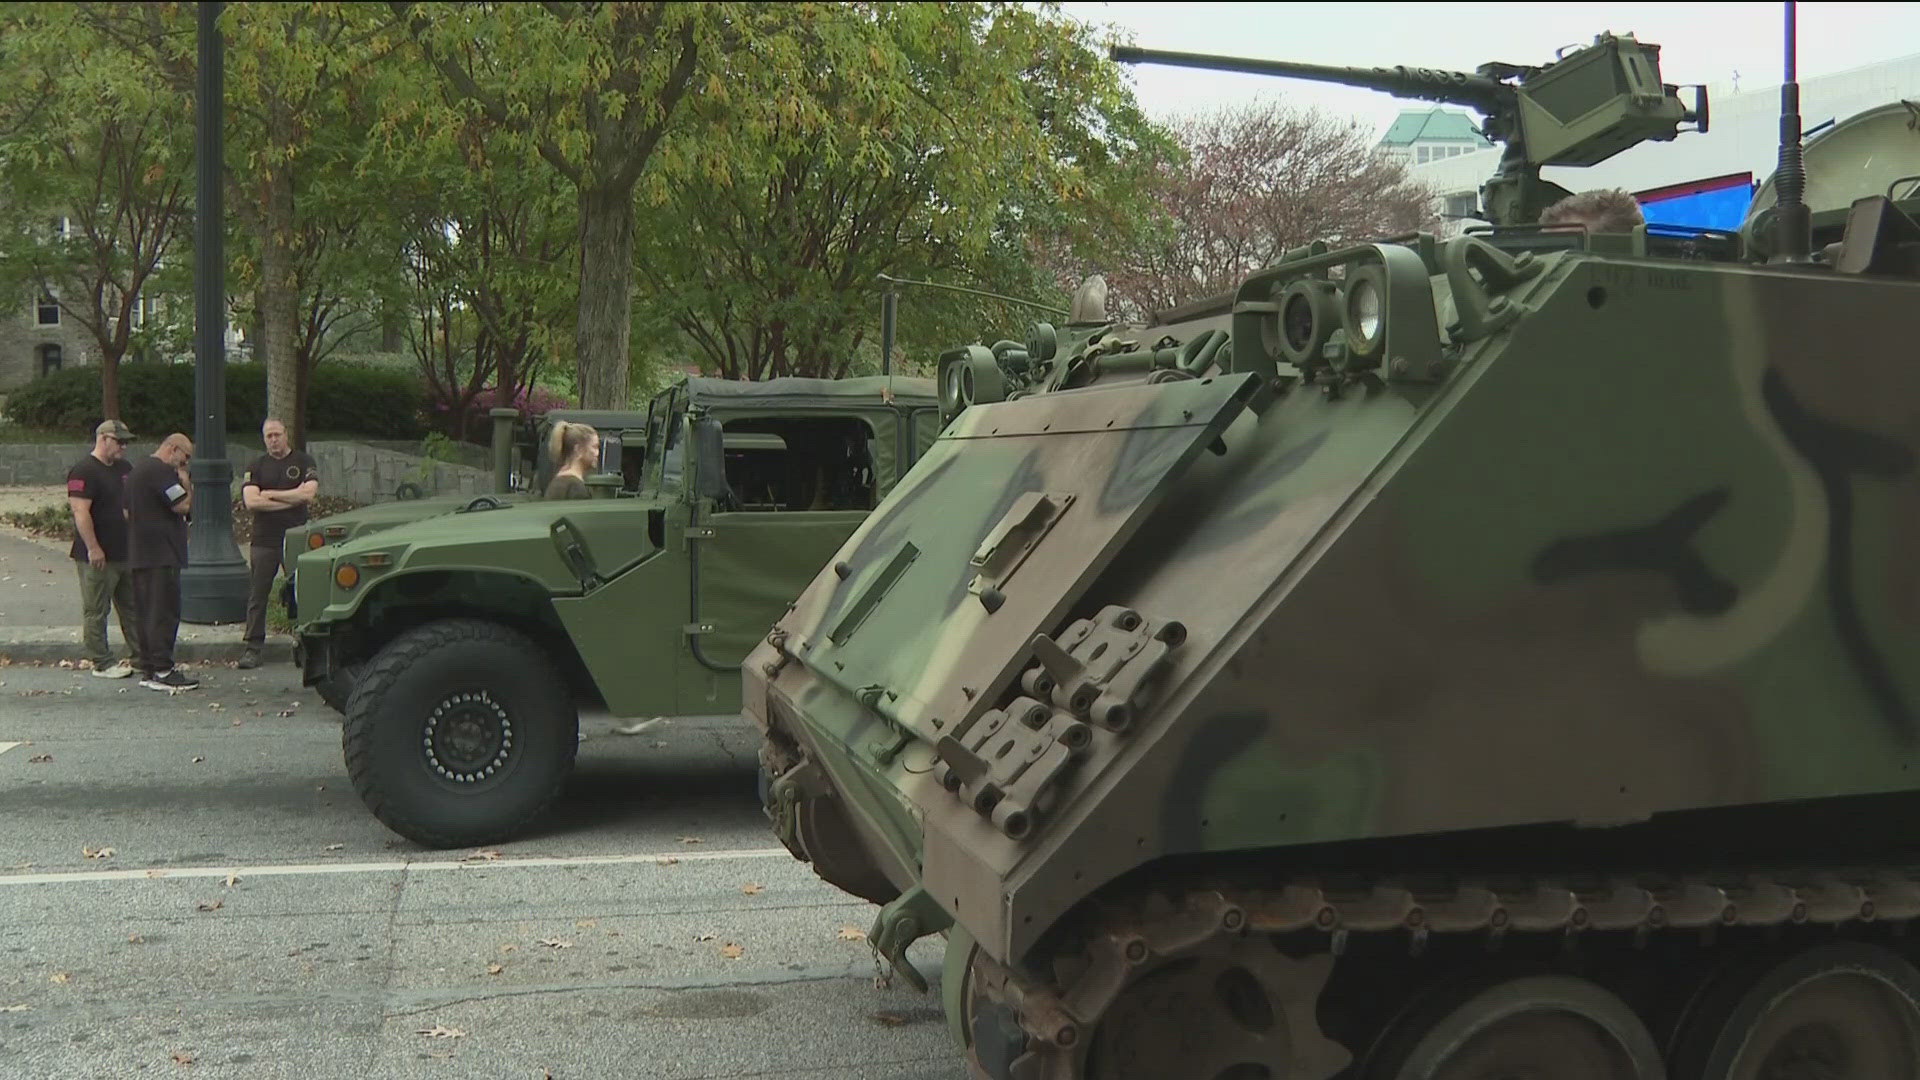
[549,420,600,474]
[1539,188,1645,234]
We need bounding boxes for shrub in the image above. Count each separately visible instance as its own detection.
[429,382,574,441]
[4,362,426,439]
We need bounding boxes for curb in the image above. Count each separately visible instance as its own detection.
[0,629,295,667]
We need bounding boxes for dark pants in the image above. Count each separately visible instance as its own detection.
[75,561,139,668]
[244,544,284,648]
[130,566,181,675]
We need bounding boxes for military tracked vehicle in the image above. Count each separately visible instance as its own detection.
[293,374,939,847]
[749,22,1920,1079]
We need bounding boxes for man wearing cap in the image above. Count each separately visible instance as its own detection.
[67,420,139,678]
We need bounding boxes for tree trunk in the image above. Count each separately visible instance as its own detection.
[291,349,311,449]
[98,351,122,422]
[380,301,403,353]
[260,102,300,441]
[258,192,300,442]
[575,182,634,409]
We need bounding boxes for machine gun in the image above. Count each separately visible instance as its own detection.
[1112,35,1707,226]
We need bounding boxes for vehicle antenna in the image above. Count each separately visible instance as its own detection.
[1770,1,1813,263]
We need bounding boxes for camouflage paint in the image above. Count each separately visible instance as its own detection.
[749,237,1920,970]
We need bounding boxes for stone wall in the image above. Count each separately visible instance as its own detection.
[0,440,489,504]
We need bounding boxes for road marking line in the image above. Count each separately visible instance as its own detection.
[0,847,792,886]
[0,742,20,756]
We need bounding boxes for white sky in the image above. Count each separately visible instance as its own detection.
[1060,2,1920,135]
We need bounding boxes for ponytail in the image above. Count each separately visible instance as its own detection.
[547,421,596,471]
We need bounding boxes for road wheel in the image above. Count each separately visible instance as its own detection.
[1367,974,1665,1079]
[343,619,577,848]
[1669,942,1920,1079]
[315,661,362,715]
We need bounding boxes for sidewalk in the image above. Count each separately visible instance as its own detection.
[0,488,293,665]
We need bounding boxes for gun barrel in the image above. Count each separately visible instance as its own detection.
[1110,46,1512,113]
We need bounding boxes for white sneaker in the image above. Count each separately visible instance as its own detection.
[90,660,137,679]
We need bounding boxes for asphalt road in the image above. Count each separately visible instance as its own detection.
[0,661,964,1079]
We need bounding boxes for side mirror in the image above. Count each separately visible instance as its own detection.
[691,417,729,502]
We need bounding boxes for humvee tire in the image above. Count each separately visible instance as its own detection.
[343,619,578,848]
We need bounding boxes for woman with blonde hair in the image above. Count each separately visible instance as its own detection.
[544,420,600,500]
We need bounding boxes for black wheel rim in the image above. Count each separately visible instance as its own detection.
[422,689,515,783]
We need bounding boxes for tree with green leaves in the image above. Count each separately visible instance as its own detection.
[391,1,722,409]
[78,2,401,444]
[635,3,1172,381]
[0,2,195,422]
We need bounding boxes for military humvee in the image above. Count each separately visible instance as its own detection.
[290,375,939,848]
[284,408,653,711]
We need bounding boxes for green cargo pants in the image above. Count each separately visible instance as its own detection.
[75,560,139,669]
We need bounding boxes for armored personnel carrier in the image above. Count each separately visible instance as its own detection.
[748,24,1920,1079]
[293,374,939,847]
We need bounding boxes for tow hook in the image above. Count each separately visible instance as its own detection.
[869,886,952,993]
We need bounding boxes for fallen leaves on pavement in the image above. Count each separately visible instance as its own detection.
[486,963,504,976]
[693,933,715,942]
[82,846,114,859]
[535,938,573,949]
[190,756,205,764]
[838,926,867,942]
[870,1011,910,1027]
[171,1051,195,1066]
[27,754,50,764]
[49,972,70,984]
[0,1004,29,1013]
[741,883,764,896]
[719,942,744,959]
[195,899,223,913]
[128,934,144,944]
[462,849,503,862]
[323,843,344,852]
[415,1025,466,1040]
[654,857,679,866]
[677,836,703,845]
[223,874,239,887]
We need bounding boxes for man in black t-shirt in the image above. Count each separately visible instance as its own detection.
[67,419,139,678]
[127,433,198,691]
[238,418,319,668]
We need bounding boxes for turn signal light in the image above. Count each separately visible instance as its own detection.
[335,563,360,590]
[307,532,325,550]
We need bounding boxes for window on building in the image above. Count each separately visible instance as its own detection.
[36,295,59,326]
[1444,193,1479,220]
[37,344,61,377]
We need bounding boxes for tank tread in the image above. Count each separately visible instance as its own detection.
[969,868,1920,1078]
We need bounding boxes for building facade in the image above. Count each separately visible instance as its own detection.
[0,289,100,391]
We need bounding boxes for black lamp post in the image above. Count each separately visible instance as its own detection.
[180,0,248,624]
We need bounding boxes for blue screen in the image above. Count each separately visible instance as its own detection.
[1641,184,1754,231]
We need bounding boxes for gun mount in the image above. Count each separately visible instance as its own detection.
[1112,34,1707,226]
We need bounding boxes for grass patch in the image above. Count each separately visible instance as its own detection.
[0,502,69,539]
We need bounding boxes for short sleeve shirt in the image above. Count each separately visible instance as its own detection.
[127,455,190,569]
[544,473,591,501]
[67,454,132,562]
[244,450,319,546]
